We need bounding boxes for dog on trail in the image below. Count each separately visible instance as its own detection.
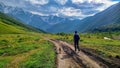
[59,48,61,54]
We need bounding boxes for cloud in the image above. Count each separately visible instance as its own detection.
[0,0,119,20]
[71,0,118,10]
[59,7,84,18]
[71,0,114,4]
[71,0,84,3]
[49,6,58,12]
[96,1,118,11]
[30,11,49,16]
[0,0,27,7]
[27,0,49,5]
[71,0,119,15]
[54,0,68,5]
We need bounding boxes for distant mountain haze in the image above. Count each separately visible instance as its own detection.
[0,1,120,33]
[48,2,120,33]
[76,2,120,32]
[0,2,81,32]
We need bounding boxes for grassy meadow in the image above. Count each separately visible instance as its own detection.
[0,12,56,68]
[1,31,119,67]
[0,33,56,68]
[48,32,120,58]
[0,11,120,67]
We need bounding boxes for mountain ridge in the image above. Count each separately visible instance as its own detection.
[0,2,120,33]
[48,2,120,33]
[0,3,80,32]
[0,12,44,34]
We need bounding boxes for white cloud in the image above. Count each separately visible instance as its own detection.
[27,0,49,5]
[96,0,118,11]
[49,6,58,12]
[87,0,107,3]
[71,0,113,4]
[58,7,98,19]
[0,0,119,20]
[0,0,26,7]
[71,0,84,3]
[59,7,83,17]
[30,11,49,16]
[54,0,68,5]
[71,0,118,6]
[71,0,118,15]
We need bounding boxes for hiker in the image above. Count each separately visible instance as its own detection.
[74,31,80,52]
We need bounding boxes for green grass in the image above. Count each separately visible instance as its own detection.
[0,12,44,34]
[50,33,120,58]
[0,10,120,67]
[0,21,25,34]
[20,41,56,68]
[80,33,120,57]
[0,57,12,68]
[0,33,56,68]
[0,12,56,68]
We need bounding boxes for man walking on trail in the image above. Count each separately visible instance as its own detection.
[74,31,80,52]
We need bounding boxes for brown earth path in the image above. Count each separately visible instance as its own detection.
[48,39,108,68]
[6,38,108,68]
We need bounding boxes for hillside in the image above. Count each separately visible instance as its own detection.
[0,12,55,68]
[0,12,44,34]
[76,2,120,32]
[0,3,76,31]
[1,2,120,33]
[47,19,80,33]
[91,23,120,32]
[47,2,120,33]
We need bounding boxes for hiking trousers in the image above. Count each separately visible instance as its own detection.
[74,41,80,51]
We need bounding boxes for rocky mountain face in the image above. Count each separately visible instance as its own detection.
[48,2,120,33]
[0,2,78,31]
[0,2,120,33]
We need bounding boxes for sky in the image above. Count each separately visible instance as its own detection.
[0,0,119,19]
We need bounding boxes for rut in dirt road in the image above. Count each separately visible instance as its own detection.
[49,39,108,68]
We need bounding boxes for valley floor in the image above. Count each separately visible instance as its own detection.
[0,33,56,68]
[48,39,110,68]
[0,33,120,68]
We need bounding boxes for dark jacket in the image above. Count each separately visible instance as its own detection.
[74,34,80,41]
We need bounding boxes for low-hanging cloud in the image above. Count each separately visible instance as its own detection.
[59,7,82,17]
[54,0,68,5]
[26,0,49,5]
[0,0,119,19]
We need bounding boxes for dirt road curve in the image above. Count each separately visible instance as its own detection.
[48,39,108,68]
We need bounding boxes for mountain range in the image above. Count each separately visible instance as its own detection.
[76,2,120,32]
[0,2,68,31]
[0,2,75,31]
[0,12,44,34]
[0,2,120,33]
[48,2,120,33]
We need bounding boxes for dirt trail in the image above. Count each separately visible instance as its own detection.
[48,39,108,68]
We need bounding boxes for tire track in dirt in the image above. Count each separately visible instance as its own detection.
[49,39,108,68]
[49,39,85,68]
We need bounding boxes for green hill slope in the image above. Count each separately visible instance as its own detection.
[0,12,55,68]
[0,12,44,34]
[76,2,120,32]
[91,24,120,32]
